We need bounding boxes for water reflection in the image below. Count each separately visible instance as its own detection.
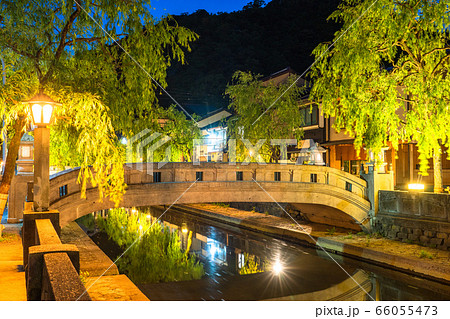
[138,206,373,300]
[111,206,450,301]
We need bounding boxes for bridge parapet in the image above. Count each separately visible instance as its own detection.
[48,163,370,230]
[122,162,367,198]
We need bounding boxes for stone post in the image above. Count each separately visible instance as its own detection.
[33,126,50,212]
[361,166,394,230]
[22,210,60,270]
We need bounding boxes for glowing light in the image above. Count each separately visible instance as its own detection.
[209,243,217,259]
[146,214,151,220]
[139,225,143,230]
[181,223,188,234]
[131,208,137,214]
[272,260,283,275]
[408,183,424,191]
[249,150,254,157]
[121,137,127,145]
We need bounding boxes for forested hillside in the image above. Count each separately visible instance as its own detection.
[160,0,342,114]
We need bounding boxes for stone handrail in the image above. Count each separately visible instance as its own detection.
[49,162,368,203]
[23,212,91,301]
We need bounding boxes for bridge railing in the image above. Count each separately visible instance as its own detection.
[49,163,368,205]
[123,163,368,199]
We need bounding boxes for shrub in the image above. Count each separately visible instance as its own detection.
[98,208,204,284]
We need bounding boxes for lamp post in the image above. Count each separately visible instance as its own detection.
[24,93,59,212]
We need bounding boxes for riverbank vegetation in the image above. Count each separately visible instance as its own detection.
[95,208,204,284]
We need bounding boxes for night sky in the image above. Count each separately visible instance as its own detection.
[150,0,253,19]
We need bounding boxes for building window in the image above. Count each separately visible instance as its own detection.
[59,185,68,197]
[342,160,362,175]
[196,171,203,181]
[236,171,243,181]
[274,172,281,181]
[310,173,317,183]
[153,172,161,183]
[300,104,319,127]
[345,182,352,192]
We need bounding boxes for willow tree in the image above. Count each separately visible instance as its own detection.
[0,0,198,212]
[310,0,450,192]
[225,71,304,163]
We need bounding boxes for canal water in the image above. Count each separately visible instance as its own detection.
[127,206,450,301]
[83,206,450,301]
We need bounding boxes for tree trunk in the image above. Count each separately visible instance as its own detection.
[433,147,443,193]
[0,116,27,216]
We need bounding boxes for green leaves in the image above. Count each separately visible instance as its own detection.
[98,208,204,284]
[310,0,450,175]
[1,1,198,205]
[225,71,305,162]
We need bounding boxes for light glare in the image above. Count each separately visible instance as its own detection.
[408,183,424,191]
[273,260,283,275]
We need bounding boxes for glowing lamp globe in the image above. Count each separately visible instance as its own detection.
[25,93,60,127]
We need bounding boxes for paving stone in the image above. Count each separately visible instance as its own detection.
[436,233,448,239]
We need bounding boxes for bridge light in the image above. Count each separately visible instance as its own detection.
[408,183,424,191]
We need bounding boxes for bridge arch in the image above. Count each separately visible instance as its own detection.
[49,163,371,230]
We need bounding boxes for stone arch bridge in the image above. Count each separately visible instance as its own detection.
[48,163,371,231]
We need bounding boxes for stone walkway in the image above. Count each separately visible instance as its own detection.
[178,204,450,284]
[0,224,26,301]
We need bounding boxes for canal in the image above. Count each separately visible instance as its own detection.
[86,206,450,301]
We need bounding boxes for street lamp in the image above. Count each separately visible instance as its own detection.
[24,93,59,212]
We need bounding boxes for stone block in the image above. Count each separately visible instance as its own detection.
[397,232,408,239]
[419,236,429,244]
[42,253,91,301]
[436,233,448,239]
[27,244,80,301]
[430,238,443,246]
[22,210,60,269]
[407,234,419,242]
[387,231,398,239]
[424,230,436,237]
[391,225,401,232]
[413,229,423,236]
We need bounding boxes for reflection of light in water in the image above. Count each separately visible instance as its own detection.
[206,240,226,264]
[209,243,217,259]
[273,260,283,275]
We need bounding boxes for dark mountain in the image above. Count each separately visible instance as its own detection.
[160,0,342,116]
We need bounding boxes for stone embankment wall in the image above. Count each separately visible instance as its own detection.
[375,191,450,251]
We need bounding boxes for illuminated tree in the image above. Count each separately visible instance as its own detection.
[225,71,304,163]
[310,0,450,192]
[0,0,198,212]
